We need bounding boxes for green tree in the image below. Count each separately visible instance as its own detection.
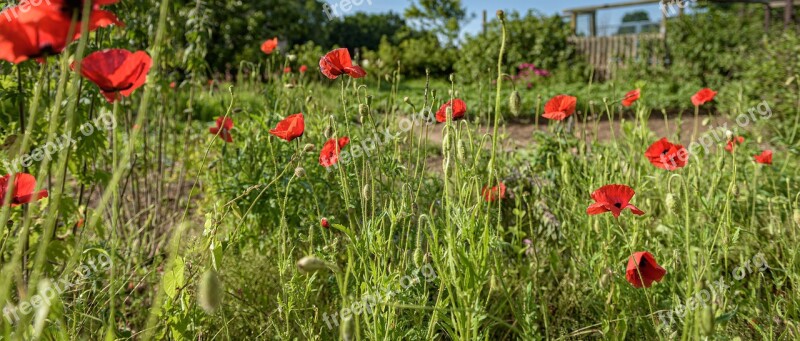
[404,0,470,46]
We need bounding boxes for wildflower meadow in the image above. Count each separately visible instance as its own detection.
[0,0,798,339]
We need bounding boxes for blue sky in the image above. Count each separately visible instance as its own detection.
[341,0,668,37]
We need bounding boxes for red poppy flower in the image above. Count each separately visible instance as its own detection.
[209,116,234,143]
[299,65,308,73]
[725,136,744,152]
[21,0,124,31]
[644,138,688,170]
[269,113,305,142]
[691,88,717,106]
[261,38,278,55]
[586,184,644,218]
[0,8,76,63]
[0,173,49,207]
[482,183,507,202]
[319,48,366,80]
[321,218,330,229]
[542,95,577,120]
[435,99,467,123]
[622,89,640,107]
[74,49,152,103]
[754,150,773,165]
[625,251,667,288]
[283,66,292,74]
[319,137,350,167]
[170,81,176,89]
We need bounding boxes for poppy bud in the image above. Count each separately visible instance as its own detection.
[385,74,391,82]
[323,126,333,138]
[321,218,331,229]
[725,130,734,142]
[297,256,328,273]
[732,184,739,197]
[665,193,677,213]
[198,270,223,314]
[446,107,454,118]
[403,96,410,104]
[497,10,505,20]
[509,91,522,115]
[366,95,373,106]
[284,83,295,89]
[793,207,800,227]
[232,107,243,114]
[442,134,451,153]
[306,96,313,104]
[341,315,355,341]
[413,248,424,268]
[456,140,466,160]
[294,167,306,178]
[699,305,715,336]
[358,104,369,117]
[449,74,455,83]
[303,144,315,153]
[362,184,370,200]
[431,89,437,99]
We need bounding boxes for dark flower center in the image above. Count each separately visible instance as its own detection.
[28,44,56,59]
[614,202,622,208]
[661,148,670,155]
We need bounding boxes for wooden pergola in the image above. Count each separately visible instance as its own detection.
[564,0,799,36]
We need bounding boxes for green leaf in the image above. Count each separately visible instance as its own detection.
[163,257,185,299]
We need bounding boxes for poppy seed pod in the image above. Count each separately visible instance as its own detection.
[297,256,329,273]
[510,91,522,115]
[303,144,316,153]
[294,167,306,178]
[497,10,505,20]
[198,270,223,314]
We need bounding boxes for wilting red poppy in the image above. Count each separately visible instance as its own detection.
[542,95,577,120]
[321,218,330,229]
[319,137,350,167]
[754,150,773,165]
[0,8,76,63]
[209,116,234,143]
[269,113,305,142]
[261,38,278,55]
[691,88,717,106]
[625,251,667,288]
[74,49,152,103]
[482,183,507,202]
[283,66,292,74]
[0,173,49,207]
[644,138,687,170]
[622,89,640,107]
[725,136,744,152]
[319,48,366,80]
[586,184,644,218]
[435,99,467,123]
[299,65,308,73]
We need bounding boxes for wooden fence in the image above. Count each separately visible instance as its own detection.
[568,33,666,80]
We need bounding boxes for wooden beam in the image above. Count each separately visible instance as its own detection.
[564,0,661,14]
[766,3,772,31]
[785,0,794,28]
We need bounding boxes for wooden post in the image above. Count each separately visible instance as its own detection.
[482,10,487,34]
[785,0,793,30]
[765,4,771,31]
[661,4,668,36]
[589,12,597,36]
[570,12,577,35]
